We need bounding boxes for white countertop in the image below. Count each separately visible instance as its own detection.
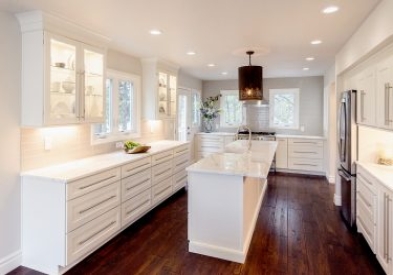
[357,161,393,191]
[186,140,277,178]
[275,134,325,140]
[22,140,188,182]
[195,132,236,136]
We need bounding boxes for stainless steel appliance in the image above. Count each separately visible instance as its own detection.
[338,90,358,229]
[236,130,276,172]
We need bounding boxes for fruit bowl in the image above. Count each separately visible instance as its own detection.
[125,145,151,154]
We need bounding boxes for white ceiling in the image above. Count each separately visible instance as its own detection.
[1,0,381,80]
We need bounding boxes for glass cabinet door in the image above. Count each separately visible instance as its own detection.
[83,46,104,122]
[158,72,168,117]
[169,75,177,117]
[48,37,78,122]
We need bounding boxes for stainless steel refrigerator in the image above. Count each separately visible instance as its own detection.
[338,90,358,229]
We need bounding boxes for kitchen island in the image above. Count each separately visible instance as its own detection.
[186,140,277,263]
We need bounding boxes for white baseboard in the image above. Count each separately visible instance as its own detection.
[0,250,22,274]
[326,174,335,184]
[334,194,342,206]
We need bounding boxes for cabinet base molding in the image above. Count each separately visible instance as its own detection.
[334,194,342,206]
[0,250,22,275]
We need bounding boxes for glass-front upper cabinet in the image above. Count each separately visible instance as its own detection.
[157,71,177,119]
[45,33,105,125]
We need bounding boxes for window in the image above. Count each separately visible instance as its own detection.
[92,70,141,144]
[192,90,201,126]
[220,90,242,128]
[269,88,299,129]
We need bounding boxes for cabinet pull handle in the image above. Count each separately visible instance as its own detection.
[126,162,150,173]
[79,175,117,190]
[357,191,371,207]
[176,148,189,154]
[388,196,391,262]
[126,179,150,191]
[385,83,390,125]
[155,169,170,177]
[292,141,317,144]
[384,194,388,259]
[361,90,366,122]
[176,175,188,183]
[293,151,317,154]
[155,185,172,197]
[126,199,150,215]
[79,220,116,245]
[79,195,116,214]
[155,154,172,162]
[293,163,318,167]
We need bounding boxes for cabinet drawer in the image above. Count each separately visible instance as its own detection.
[357,169,375,189]
[174,144,189,157]
[198,141,223,153]
[357,198,376,251]
[152,160,173,185]
[288,139,324,147]
[67,182,121,232]
[357,175,376,214]
[173,152,189,174]
[66,206,121,264]
[122,189,151,227]
[197,135,224,143]
[196,151,213,160]
[173,170,187,192]
[288,158,323,172]
[67,168,121,200]
[152,150,173,165]
[121,157,151,178]
[152,177,173,206]
[122,168,151,202]
[288,145,323,159]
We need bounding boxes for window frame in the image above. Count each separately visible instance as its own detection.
[269,88,300,130]
[91,69,141,145]
[219,90,243,128]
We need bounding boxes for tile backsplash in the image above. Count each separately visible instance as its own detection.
[358,126,393,163]
[21,120,165,171]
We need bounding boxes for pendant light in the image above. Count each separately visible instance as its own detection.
[238,51,263,100]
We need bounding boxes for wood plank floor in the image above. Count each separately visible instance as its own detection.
[9,173,385,275]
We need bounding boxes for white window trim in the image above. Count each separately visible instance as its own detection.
[219,89,242,128]
[269,88,300,130]
[91,69,141,145]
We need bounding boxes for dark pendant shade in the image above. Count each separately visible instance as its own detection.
[238,51,263,100]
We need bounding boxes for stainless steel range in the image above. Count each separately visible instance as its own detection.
[236,130,276,172]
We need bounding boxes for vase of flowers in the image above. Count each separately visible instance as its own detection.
[200,95,221,133]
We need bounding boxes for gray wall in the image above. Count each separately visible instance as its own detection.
[0,12,21,273]
[203,76,324,136]
[178,69,203,91]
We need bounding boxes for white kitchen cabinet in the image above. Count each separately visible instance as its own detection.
[356,166,377,252]
[195,132,236,160]
[17,11,106,127]
[275,138,288,169]
[141,58,179,120]
[287,138,324,173]
[356,68,376,126]
[376,55,393,129]
[376,182,393,275]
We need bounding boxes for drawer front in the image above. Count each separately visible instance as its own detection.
[288,158,323,172]
[67,182,121,232]
[173,144,190,157]
[122,168,151,202]
[152,160,173,185]
[288,145,323,159]
[357,198,376,251]
[122,189,151,227]
[152,150,173,166]
[357,175,376,215]
[173,170,187,192]
[288,139,324,147]
[173,152,190,174]
[152,177,173,206]
[197,135,224,143]
[198,141,223,153]
[357,169,375,189]
[196,151,213,160]
[121,157,151,178]
[66,206,121,264]
[67,168,121,200]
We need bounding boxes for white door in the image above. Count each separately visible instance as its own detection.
[177,88,201,161]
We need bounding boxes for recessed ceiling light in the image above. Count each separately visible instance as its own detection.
[311,40,322,45]
[322,6,339,14]
[149,29,162,35]
[306,57,315,61]
[187,51,196,56]
[221,72,228,75]
[303,67,310,71]
[207,63,215,67]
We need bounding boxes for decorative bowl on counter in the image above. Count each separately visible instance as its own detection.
[125,145,151,154]
[62,80,75,93]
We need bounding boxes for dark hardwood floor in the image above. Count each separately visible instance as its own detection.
[9,173,385,275]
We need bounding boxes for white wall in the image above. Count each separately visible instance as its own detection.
[178,69,203,91]
[0,12,22,274]
[202,76,324,136]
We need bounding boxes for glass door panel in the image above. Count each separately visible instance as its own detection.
[49,38,77,121]
[170,75,177,117]
[84,49,104,121]
[158,72,168,117]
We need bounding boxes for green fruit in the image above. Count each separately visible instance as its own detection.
[124,140,140,150]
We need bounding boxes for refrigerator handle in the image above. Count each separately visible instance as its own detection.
[339,99,347,163]
[338,169,351,181]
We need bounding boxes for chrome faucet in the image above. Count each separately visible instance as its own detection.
[236,125,252,151]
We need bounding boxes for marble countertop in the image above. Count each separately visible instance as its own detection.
[21,140,188,182]
[275,134,325,140]
[195,132,236,136]
[186,140,277,178]
[357,161,393,191]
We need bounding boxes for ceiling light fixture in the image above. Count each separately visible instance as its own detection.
[187,51,196,56]
[221,71,228,75]
[306,57,315,61]
[322,6,339,14]
[311,40,322,45]
[303,67,310,71]
[238,51,263,101]
[149,29,162,35]
[207,63,215,67]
